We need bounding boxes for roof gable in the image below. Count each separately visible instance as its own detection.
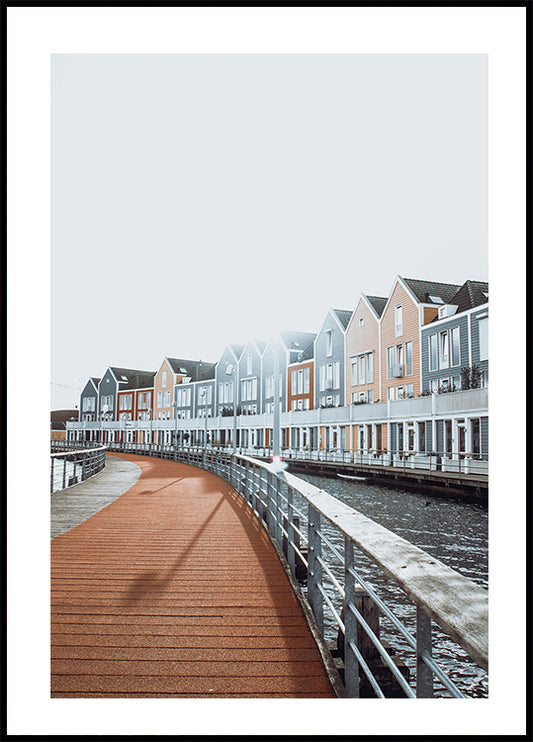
[401,277,462,305]
[449,280,489,313]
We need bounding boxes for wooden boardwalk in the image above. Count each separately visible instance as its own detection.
[51,453,336,698]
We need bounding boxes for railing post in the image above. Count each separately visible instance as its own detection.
[287,486,296,575]
[307,504,323,634]
[344,537,360,697]
[62,458,67,490]
[50,457,55,493]
[416,606,434,698]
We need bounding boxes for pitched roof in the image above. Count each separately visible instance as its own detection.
[109,367,156,386]
[449,280,489,313]
[364,295,387,318]
[166,358,216,381]
[119,371,157,390]
[229,344,245,360]
[90,377,101,387]
[280,330,316,351]
[402,277,462,305]
[332,308,353,330]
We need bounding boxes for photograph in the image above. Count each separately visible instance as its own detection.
[6,4,528,739]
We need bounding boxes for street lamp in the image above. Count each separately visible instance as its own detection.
[225,362,237,454]
[200,385,209,448]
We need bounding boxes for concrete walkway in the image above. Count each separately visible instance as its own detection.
[51,452,336,698]
[51,454,141,539]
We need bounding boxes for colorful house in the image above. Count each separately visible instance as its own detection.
[314,308,352,409]
[79,377,100,422]
[98,367,155,422]
[154,357,215,421]
[380,276,461,404]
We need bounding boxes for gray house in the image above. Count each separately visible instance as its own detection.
[215,344,244,417]
[237,339,266,415]
[97,367,155,421]
[314,308,353,409]
[79,377,100,422]
[262,332,316,415]
[421,280,488,395]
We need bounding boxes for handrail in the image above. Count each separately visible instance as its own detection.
[105,441,488,697]
[50,444,107,493]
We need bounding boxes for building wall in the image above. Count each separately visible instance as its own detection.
[345,297,381,406]
[79,380,98,421]
[380,281,421,402]
[98,369,118,420]
[154,359,175,420]
[287,360,314,412]
[315,311,346,408]
[238,342,262,415]
[261,340,285,415]
[215,347,241,417]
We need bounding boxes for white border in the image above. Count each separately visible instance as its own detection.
[7,5,527,737]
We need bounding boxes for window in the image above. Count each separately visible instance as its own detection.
[247,354,252,375]
[429,379,439,394]
[451,327,461,366]
[297,369,304,394]
[304,367,310,394]
[265,375,274,397]
[359,392,366,403]
[326,330,333,357]
[351,357,357,386]
[395,305,403,337]
[162,370,167,388]
[387,347,395,378]
[157,391,162,408]
[405,342,413,376]
[439,331,449,369]
[397,386,404,400]
[429,334,438,371]
[368,390,374,404]
[478,317,488,360]
[366,352,374,384]
[166,390,171,406]
[405,383,413,397]
[388,387,395,401]
[358,356,365,385]
[334,361,340,389]
[359,318,364,326]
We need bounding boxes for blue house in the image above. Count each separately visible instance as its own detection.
[314,308,352,409]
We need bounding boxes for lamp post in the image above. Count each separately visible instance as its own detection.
[272,345,281,458]
[225,362,237,454]
[200,385,209,448]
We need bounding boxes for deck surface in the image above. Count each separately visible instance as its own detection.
[51,453,335,698]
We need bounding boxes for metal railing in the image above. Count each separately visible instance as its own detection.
[106,441,488,698]
[50,443,107,493]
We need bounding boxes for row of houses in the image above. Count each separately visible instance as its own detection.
[70,275,488,461]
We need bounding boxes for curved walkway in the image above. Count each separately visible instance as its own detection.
[51,453,336,698]
[51,454,141,539]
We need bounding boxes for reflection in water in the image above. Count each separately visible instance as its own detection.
[295,472,488,698]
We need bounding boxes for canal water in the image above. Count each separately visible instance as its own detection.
[295,472,488,698]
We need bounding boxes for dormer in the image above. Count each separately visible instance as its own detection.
[437,304,458,320]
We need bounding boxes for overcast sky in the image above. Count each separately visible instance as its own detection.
[51,53,488,409]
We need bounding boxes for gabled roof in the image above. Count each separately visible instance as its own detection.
[331,308,353,331]
[449,280,489,313]
[280,330,316,351]
[108,367,156,387]
[229,344,245,360]
[402,277,462,305]
[254,339,268,355]
[90,377,101,388]
[118,371,156,391]
[364,295,387,318]
[166,357,216,381]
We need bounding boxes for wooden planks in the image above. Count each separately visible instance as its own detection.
[51,453,335,698]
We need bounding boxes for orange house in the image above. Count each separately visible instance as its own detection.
[287,359,314,412]
[380,276,461,404]
[154,357,216,420]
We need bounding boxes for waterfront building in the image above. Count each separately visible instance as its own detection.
[154,357,216,422]
[262,331,316,447]
[215,344,244,446]
[97,367,155,425]
[314,308,352,410]
[380,276,461,405]
[344,294,387,454]
[79,377,100,423]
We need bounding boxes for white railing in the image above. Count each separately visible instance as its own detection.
[50,442,107,493]
[106,441,488,698]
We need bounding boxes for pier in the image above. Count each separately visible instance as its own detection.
[51,445,488,698]
[51,453,338,698]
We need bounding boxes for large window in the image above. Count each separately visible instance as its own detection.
[405,342,413,376]
[429,327,461,370]
[478,316,488,360]
[394,305,403,337]
[326,330,333,357]
[451,327,461,366]
[429,334,438,371]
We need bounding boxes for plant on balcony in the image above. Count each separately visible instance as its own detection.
[461,364,481,390]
